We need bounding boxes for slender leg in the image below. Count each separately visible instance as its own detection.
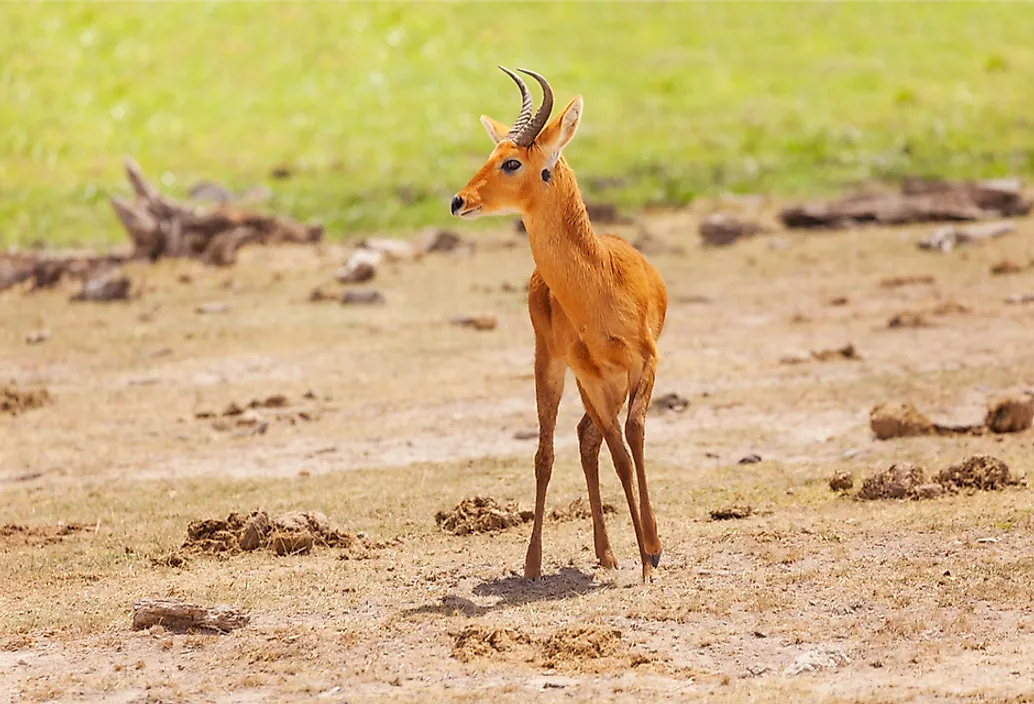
[575,403,617,569]
[524,334,565,579]
[625,354,662,566]
[579,376,655,583]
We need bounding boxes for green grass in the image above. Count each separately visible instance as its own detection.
[2,2,1034,247]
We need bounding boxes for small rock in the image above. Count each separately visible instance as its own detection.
[709,505,753,521]
[990,259,1025,276]
[513,430,538,441]
[336,249,382,283]
[870,401,935,439]
[418,229,466,254]
[196,302,229,315]
[71,272,131,302]
[650,392,689,414]
[811,343,860,362]
[784,647,850,676]
[451,315,497,331]
[699,213,763,247]
[887,311,928,329]
[356,237,415,262]
[336,261,376,284]
[1006,293,1034,305]
[880,274,935,288]
[738,454,762,465]
[25,329,50,345]
[235,409,263,427]
[341,289,384,305]
[829,471,854,492]
[984,393,1034,433]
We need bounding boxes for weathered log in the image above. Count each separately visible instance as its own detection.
[110,158,322,266]
[781,178,1031,230]
[131,598,249,633]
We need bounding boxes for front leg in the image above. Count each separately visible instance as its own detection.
[525,333,566,579]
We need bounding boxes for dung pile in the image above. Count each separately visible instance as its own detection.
[709,504,754,521]
[435,497,533,536]
[451,626,532,663]
[2,387,53,416]
[855,456,1020,501]
[548,497,618,523]
[935,456,1014,491]
[538,625,649,673]
[155,509,375,565]
[856,463,931,500]
[449,622,651,673]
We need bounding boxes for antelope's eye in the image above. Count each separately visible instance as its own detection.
[501,159,522,173]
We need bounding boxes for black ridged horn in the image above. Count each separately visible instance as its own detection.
[512,68,553,146]
[498,66,534,145]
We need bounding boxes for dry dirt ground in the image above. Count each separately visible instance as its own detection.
[3,201,1034,703]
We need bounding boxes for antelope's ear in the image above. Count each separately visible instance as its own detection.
[480,115,510,144]
[535,96,582,168]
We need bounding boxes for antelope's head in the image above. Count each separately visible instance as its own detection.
[451,67,582,220]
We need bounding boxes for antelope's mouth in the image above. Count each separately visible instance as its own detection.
[458,205,482,219]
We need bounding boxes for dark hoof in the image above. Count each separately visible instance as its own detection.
[648,552,662,568]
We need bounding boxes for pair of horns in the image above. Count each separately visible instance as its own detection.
[499,66,554,147]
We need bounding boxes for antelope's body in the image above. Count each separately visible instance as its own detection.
[452,68,668,582]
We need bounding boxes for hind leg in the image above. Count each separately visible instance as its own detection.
[578,374,655,583]
[575,401,618,570]
[625,353,662,566]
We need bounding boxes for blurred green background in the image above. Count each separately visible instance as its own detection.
[2,2,1033,247]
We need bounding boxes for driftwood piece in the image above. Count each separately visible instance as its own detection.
[111,158,323,265]
[918,221,1015,253]
[131,598,249,633]
[781,178,1031,230]
[1,251,127,294]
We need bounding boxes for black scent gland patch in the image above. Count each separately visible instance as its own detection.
[541,168,551,183]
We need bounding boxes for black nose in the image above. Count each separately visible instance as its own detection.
[450,195,464,215]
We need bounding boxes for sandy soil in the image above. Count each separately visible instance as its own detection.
[3,202,1034,703]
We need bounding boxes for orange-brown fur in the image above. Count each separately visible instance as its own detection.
[454,95,668,582]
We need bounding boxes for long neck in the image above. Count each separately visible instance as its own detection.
[520,158,605,292]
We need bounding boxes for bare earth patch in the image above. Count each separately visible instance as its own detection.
[4,208,1034,701]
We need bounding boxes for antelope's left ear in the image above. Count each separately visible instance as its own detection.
[480,115,510,144]
[536,96,582,169]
